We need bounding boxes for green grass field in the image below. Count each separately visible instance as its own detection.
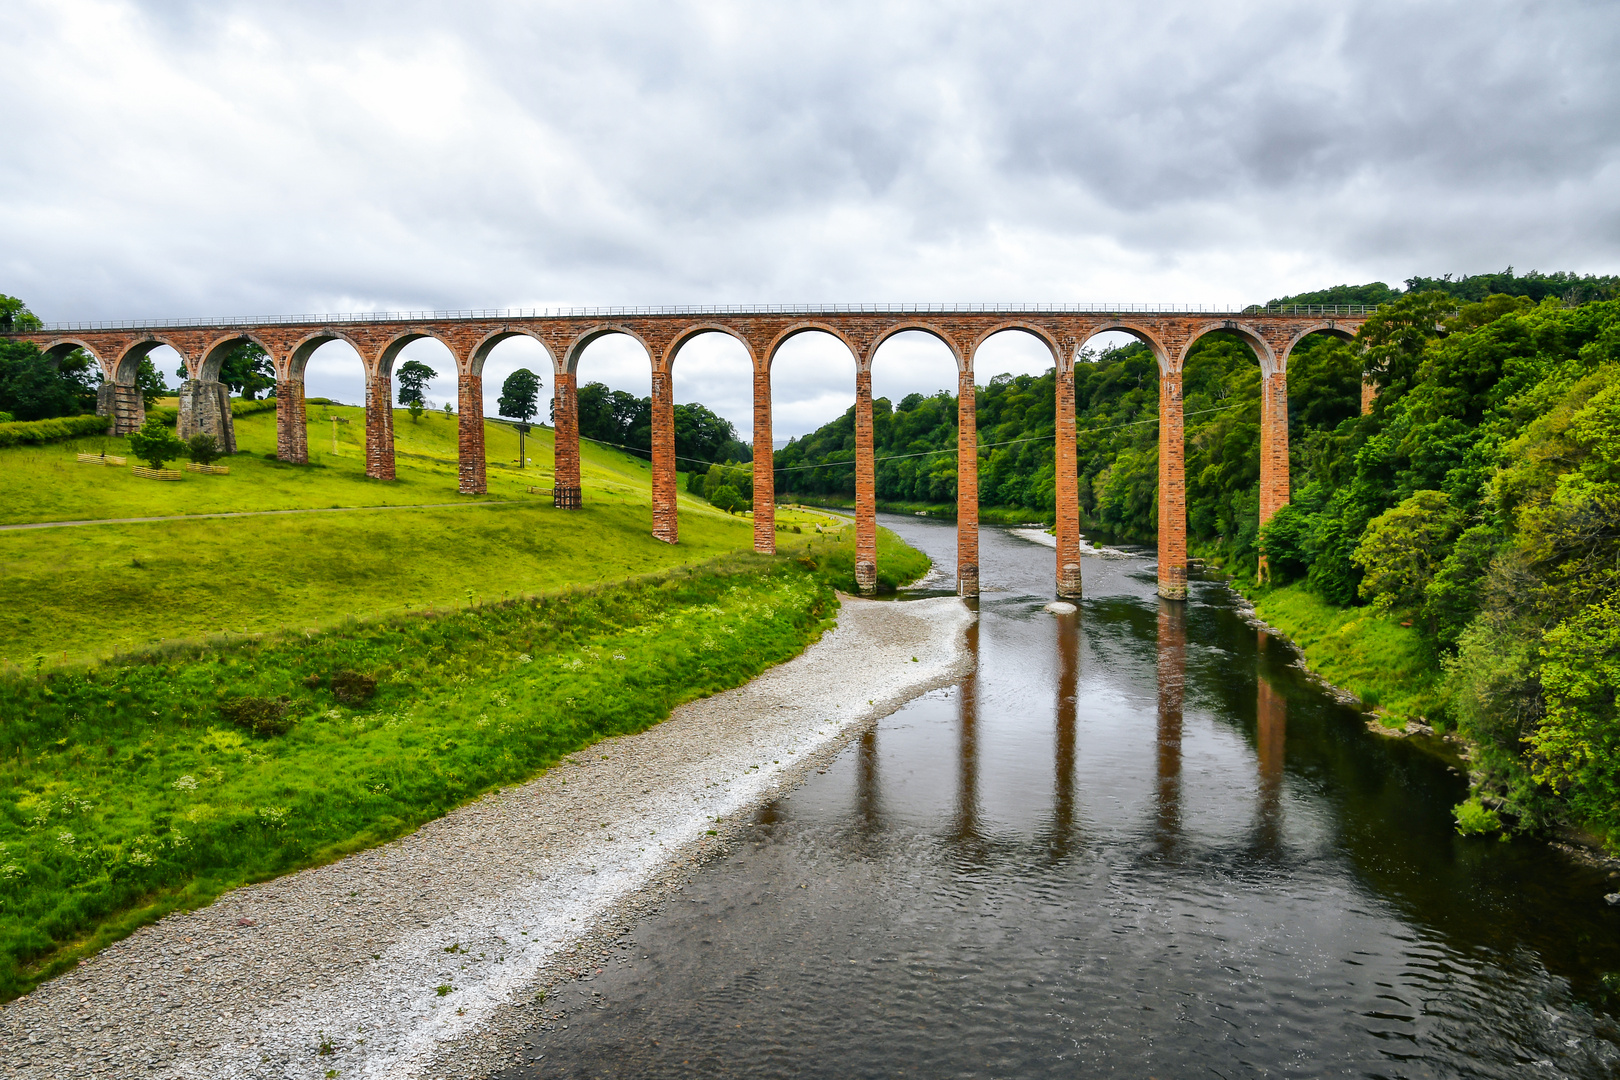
[0,554,847,1000]
[0,405,860,667]
[1250,583,1447,724]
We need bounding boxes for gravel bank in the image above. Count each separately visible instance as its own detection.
[0,593,972,1080]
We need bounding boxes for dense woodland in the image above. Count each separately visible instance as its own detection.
[775,269,1620,840]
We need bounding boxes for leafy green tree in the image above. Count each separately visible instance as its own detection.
[1525,601,1620,822]
[497,368,542,423]
[0,342,96,421]
[135,357,169,408]
[217,341,274,399]
[0,294,41,331]
[498,368,543,467]
[128,419,186,470]
[709,484,745,514]
[1351,490,1462,613]
[396,360,437,417]
[186,432,224,466]
[1355,291,1458,409]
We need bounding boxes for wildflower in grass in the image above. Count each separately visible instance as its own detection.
[171,775,199,791]
[56,831,75,847]
[256,806,290,828]
[517,654,532,664]
[0,864,23,880]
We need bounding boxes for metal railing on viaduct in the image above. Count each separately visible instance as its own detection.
[5,303,1375,598]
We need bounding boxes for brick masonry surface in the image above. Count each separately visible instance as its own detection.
[14,310,1363,596]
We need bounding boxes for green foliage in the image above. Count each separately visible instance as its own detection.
[709,484,745,514]
[1405,266,1620,306]
[396,361,437,410]
[0,341,98,422]
[1453,798,1503,836]
[134,358,169,409]
[185,433,223,466]
[0,558,839,1000]
[0,295,43,332]
[497,369,542,424]
[207,342,274,400]
[1525,601,1620,822]
[0,413,109,449]
[127,419,186,470]
[574,381,741,468]
[1351,490,1462,612]
[1249,583,1447,722]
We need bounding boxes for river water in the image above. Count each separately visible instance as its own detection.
[500,515,1620,1078]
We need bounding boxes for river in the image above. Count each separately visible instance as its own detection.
[499,514,1620,1078]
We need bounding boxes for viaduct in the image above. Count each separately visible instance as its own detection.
[6,303,1373,599]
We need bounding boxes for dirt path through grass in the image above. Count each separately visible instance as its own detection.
[0,499,519,531]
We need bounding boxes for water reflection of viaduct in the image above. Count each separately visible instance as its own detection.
[862,606,1288,860]
[7,304,1370,598]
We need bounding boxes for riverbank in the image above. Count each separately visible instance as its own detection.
[0,592,973,1079]
[1239,582,1447,726]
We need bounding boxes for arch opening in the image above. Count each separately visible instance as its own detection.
[667,328,756,521]
[971,328,1063,535]
[198,334,275,401]
[768,329,859,507]
[476,332,554,475]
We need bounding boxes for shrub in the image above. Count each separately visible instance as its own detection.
[709,484,745,515]
[186,432,224,465]
[220,696,295,737]
[0,413,108,448]
[331,671,377,706]
[1453,797,1503,836]
[127,419,186,470]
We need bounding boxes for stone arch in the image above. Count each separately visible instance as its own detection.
[112,337,190,384]
[869,321,966,372]
[198,330,278,383]
[1279,321,1356,362]
[377,327,460,379]
[469,328,557,378]
[664,323,757,370]
[561,324,656,376]
[286,329,368,381]
[1083,322,1172,372]
[967,323,1064,372]
[39,338,110,380]
[763,322,862,372]
[1178,320,1279,376]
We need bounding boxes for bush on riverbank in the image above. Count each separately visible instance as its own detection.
[0,553,843,1001]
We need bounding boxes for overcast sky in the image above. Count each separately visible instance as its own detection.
[3,0,1617,438]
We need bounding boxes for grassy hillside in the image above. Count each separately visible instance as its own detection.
[0,405,854,667]
[1,404,628,525]
[0,551,849,1000]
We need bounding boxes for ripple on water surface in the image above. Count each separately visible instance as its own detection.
[499,516,1620,1079]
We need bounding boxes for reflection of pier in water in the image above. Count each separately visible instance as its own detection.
[852,603,1288,861]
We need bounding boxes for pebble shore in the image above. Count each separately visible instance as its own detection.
[1,593,971,1079]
